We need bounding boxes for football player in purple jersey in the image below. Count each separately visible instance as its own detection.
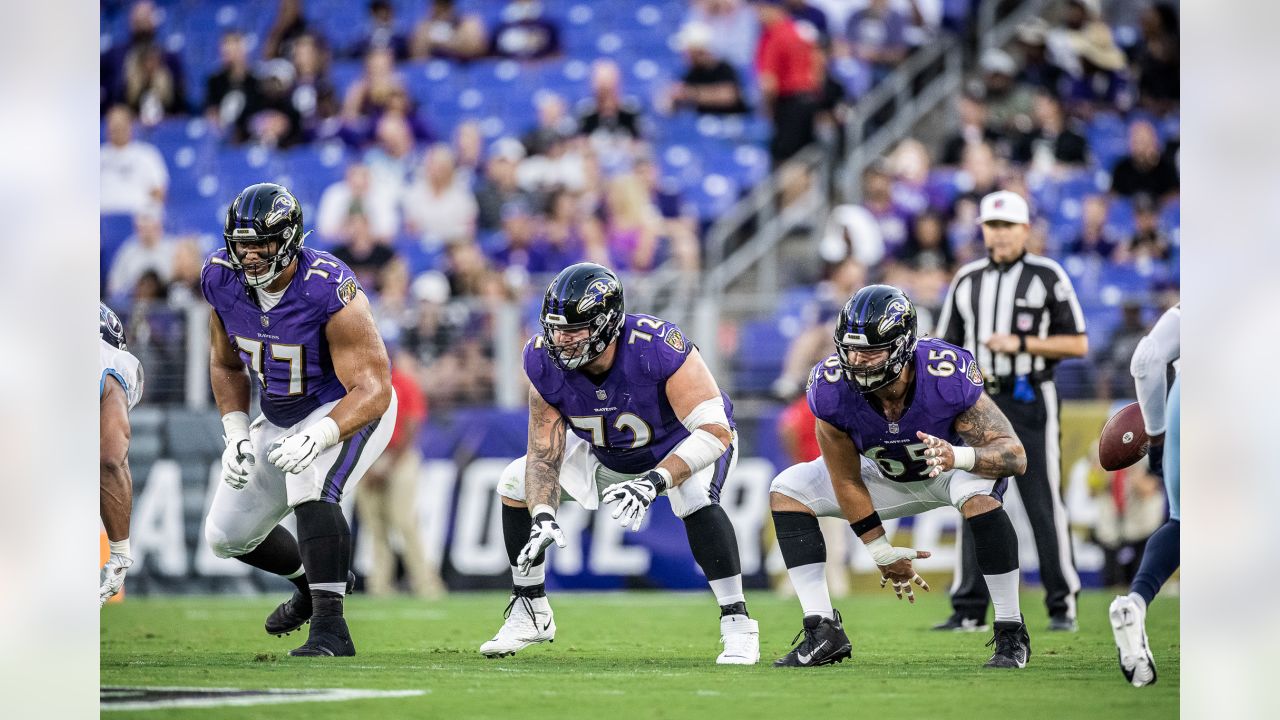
[479,263,759,664]
[201,183,397,657]
[770,285,1033,668]
[100,303,143,606]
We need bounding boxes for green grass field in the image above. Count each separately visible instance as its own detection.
[101,589,1178,718]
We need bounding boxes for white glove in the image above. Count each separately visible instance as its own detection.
[99,552,133,607]
[866,535,931,603]
[221,438,255,490]
[268,417,340,474]
[516,506,566,575]
[602,470,668,531]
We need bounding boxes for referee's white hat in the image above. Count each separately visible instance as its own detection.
[977,190,1030,225]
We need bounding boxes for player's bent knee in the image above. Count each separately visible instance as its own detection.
[500,495,528,509]
[204,522,247,559]
[769,490,813,514]
[960,493,1001,518]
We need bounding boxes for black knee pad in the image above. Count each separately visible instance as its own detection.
[772,511,826,569]
[294,500,349,542]
[966,507,1019,576]
[682,504,741,581]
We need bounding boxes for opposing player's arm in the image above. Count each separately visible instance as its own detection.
[325,291,393,440]
[100,377,132,543]
[952,394,1027,478]
[525,386,568,512]
[208,310,251,415]
[658,347,731,488]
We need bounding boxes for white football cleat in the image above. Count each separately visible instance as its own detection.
[1109,594,1157,687]
[479,593,556,658]
[716,614,760,665]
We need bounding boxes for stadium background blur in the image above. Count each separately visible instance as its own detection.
[98,0,1180,598]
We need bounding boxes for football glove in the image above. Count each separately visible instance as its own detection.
[516,509,566,575]
[99,552,133,607]
[268,417,340,474]
[220,438,255,490]
[602,470,669,531]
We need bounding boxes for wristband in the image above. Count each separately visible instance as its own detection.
[850,511,883,537]
[1018,334,1028,353]
[864,535,900,566]
[647,468,672,494]
[304,417,341,451]
[221,411,251,445]
[531,504,557,521]
[108,538,130,558]
[952,445,976,472]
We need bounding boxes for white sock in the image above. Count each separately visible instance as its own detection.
[984,569,1022,623]
[512,564,545,587]
[708,575,745,607]
[787,562,834,619]
[1127,592,1148,613]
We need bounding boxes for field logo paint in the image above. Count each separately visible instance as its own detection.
[101,687,426,712]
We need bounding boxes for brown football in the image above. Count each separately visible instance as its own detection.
[1098,402,1150,471]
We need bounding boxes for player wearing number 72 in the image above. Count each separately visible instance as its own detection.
[769,285,1032,669]
[479,263,759,665]
[201,183,398,658]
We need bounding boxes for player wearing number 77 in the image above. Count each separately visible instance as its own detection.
[201,183,397,657]
[480,263,759,664]
[770,285,1033,668]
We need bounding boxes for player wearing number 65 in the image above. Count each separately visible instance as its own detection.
[200,182,397,657]
[480,262,759,664]
[769,285,1033,669]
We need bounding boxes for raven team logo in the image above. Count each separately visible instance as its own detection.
[966,360,984,386]
[665,328,686,353]
[877,299,910,335]
[265,193,296,227]
[577,279,616,313]
[337,277,358,305]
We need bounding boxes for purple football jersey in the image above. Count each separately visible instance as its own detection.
[201,246,363,427]
[807,337,984,483]
[524,313,735,475]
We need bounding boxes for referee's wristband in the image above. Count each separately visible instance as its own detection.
[1018,334,1028,353]
[850,511,883,537]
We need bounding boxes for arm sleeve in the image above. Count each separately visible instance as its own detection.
[1046,263,1087,335]
[1130,306,1180,435]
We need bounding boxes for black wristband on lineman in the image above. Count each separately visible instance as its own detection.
[1018,334,1027,352]
[850,511,883,537]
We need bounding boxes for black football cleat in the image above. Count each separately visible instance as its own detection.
[265,572,355,637]
[773,609,853,667]
[288,615,356,657]
[984,617,1031,669]
[932,613,989,632]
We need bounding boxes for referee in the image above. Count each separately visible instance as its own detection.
[933,190,1087,632]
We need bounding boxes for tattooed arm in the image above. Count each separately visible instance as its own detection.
[919,393,1027,479]
[525,386,568,511]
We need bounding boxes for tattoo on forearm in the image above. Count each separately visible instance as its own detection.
[955,395,1027,478]
[525,394,566,510]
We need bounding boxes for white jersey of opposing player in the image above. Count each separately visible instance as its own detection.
[1129,304,1179,436]
[100,338,144,410]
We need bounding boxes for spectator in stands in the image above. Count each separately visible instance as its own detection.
[940,91,1005,166]
[813,42,852,157]
[688,0,758,68]
[633,157,701,273]
[356,343,441,598]
[443,239,502,301]
[601,173,664,272]
[861,161,915,258]
[772,256,867,399]
[475,138,530,232]
[1066,194,1121,261]
[349,0,410,61]
[249,60,305,149]
[402,144,479,249]
[1133,2,1179,116]
[663,22,750,116]
[101,0,186,116]
[490,0,562,61]
[820,203,885,268]
[489,199,543,272]
[538,188,600,272]
[1110,120,1178,201]
[1094,301,1149,400]
[784,0,829,45]
[341,47,408,127]
[901,210,953,272]
[107,210,177,302]
[453,120,485,188]
[332,213,398,292]
[979,48,1035,135]
[100,104,168,216]
[1093,461,1165,587]
[754,0,819,167]
[1012,90,1089,173]
[886,137,934,215]
[522,92,576,157]
[204,31,262,144]
[318,162,399,244]
[945,142,1001,263]
[841,0,909,84]
[364,111,420,216]
[579,60,644,152]
[1115,193,1172,264]
[1050,0,1127,115]
[164,238,205,309]
[287,33,339,142]
[1013,18,1063,92]
[262,0,315,61]
[410,0,488,60]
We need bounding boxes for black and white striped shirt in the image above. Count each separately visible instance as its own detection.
[934,252,1086,384]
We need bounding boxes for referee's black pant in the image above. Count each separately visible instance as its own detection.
[949,380,1081,621]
